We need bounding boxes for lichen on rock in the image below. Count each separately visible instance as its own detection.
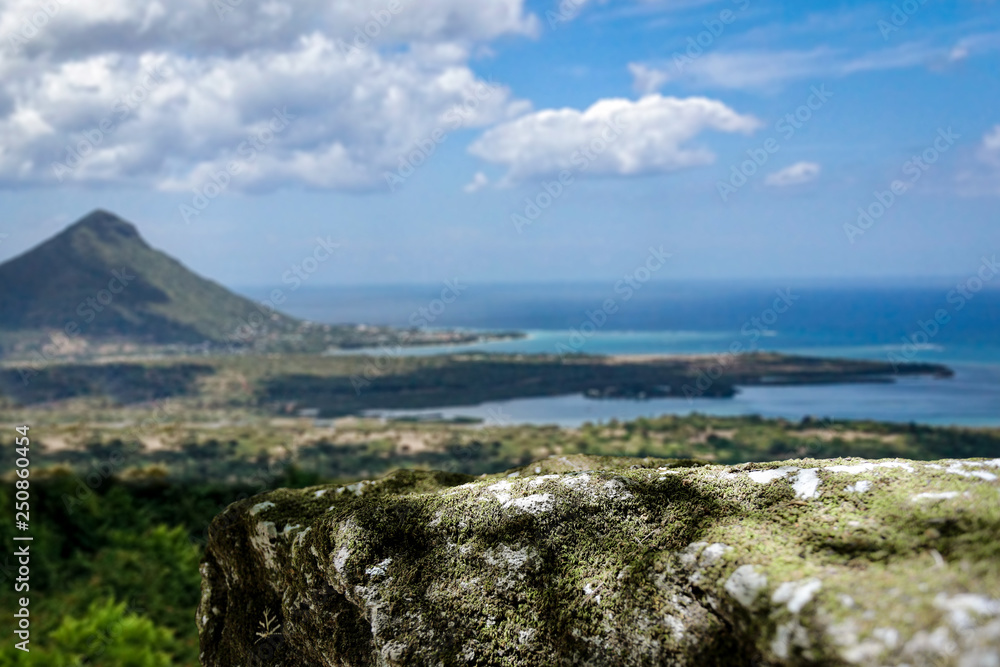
[198,456,1000,666]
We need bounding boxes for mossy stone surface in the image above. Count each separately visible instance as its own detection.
[198,455,1000,666]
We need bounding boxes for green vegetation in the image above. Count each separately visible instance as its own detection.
[9,412,1000,484]
[0,351,950,416]
[0,467,323,666]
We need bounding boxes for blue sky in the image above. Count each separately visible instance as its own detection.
[0,0,997,287]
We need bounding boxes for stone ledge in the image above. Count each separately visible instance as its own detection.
[198,455,1000,666]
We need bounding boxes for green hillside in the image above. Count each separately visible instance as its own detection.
[0,210,298,345]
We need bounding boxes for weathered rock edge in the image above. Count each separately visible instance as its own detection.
[198,455,1000,666]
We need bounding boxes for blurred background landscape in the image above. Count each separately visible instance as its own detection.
[1,0,999,663]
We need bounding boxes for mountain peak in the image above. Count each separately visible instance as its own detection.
[66,209,143,243]
[0,210,299,345]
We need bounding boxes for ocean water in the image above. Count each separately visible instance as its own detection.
[242,282,1000,427]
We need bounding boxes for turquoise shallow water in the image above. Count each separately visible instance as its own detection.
[368,362,1000,428]
[243,283,1000,426]
[347,331,1000,427]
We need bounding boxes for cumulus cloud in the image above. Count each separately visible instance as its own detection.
[0,0,538,58]
[0,0,537,191]
[982,125,1000,158]
[467,94,759,183]
[956,125,1000,196]
[765,161,820,187]
[463,171,489,193]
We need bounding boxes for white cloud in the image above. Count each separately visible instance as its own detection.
[956,125,1000,196]
[0,0,537,191]
[629,34,1000,91]
[628,62,671,94]
[626,48,842,91]
[765,161,820,187]
[0,0,538,58]
[463,171,489,193]
[468,94,759,183]
[983,125,1000,157]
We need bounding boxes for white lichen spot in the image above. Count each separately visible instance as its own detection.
[249,521,279,571]
[292,527,311,552]
[912,492,963,502]
[518,629,535,644]
[428,511,443,528]
[507,471,521,478]
[826,462,878,474]
[365,558,393,579]
[534,467,542,474]
[845,480,872,494]
[664,615,686,642]
[506,493,554,514]
[484,545,533,571]
[561,474,591,487]
[699,543,731,568]
[603,479,633,500]
[945,462,998,481]
[793,469,821,499]
[282,524,302,536]
[249,501,275,516]
[345,481,370,496]
[827,461,914,475]
[381,641,407,663]
[837,629,888,664]
[724,565,768,608]
[683,542,730,584]
[773,578,822,614]
[902,626,957,658]
[333,546,351,574]
[528,475,560,488]
[934,593,1000,631]
[748,466,798,484]
[485,480,514,504]
[584,583,596,596]
[314,489,327,498]
[771,619,811,659]
[872,627,899,649]
[678,542,708,569]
